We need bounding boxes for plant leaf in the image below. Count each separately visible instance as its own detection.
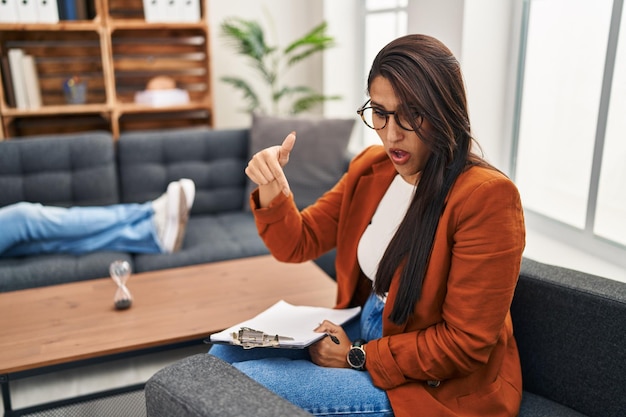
[219,18,340,115]
[221,76,263,113]
[221,17,277,89]
[220,18,273,61]
[290,93,342,115]
[284,22,335,67]
[272,85,312,102]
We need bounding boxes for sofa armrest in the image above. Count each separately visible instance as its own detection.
[512,258,626,417]
[145,354,312,417]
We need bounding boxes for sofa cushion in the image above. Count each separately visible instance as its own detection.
[118,127,249,216]
[246,114,354,210]
[0,252,133,292]
[511,258,626,417]
[519,392,586,417]
[0,131,119,208]
[132,212,269,273]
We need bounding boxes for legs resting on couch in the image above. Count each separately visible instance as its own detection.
[0,179,195,258]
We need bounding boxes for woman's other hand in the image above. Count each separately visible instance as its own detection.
[309,320,352,368]
[245,132,296,207]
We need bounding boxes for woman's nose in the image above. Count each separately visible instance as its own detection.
[384,117,404,142]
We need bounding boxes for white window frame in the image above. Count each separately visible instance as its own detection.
[511,0,626,269]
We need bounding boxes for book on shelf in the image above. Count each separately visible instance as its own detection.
[209,300,361,349]
[1,57,17,108]
[7,49,42,110]
[74,0,87,20]
[58,0,87,20]
[22,55,42,109]
[8,49,29,110]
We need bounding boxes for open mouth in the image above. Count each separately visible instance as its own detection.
[389,148,410,164]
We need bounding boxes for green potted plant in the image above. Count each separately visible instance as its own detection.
[220,17,341,115]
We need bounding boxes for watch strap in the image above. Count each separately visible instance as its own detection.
[352,339,366,348]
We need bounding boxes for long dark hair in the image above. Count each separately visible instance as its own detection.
[371,34,485,324]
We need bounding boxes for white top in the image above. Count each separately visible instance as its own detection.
[357,175,415,282]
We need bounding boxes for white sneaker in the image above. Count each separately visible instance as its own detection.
[178,178,196,210]
[153,179,195,253]
[162,182,188,253]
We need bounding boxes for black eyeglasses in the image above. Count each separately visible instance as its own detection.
[356,100,422,131]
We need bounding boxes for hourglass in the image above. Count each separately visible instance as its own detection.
[110,260,133,310]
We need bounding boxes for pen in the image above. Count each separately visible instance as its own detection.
[327,333,340,344]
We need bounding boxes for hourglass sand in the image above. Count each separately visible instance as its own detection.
[109,260,133,310]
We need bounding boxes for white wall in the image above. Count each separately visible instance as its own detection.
[322,0,363,152]
[460,0,520,175]
[407,0,519,174]
[407,0,465,59]
[322,0,361,118]
[207,0,324,128]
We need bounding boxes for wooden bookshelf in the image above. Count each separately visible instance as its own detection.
[0,0,212,139]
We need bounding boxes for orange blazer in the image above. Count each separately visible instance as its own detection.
[251,145,526,417]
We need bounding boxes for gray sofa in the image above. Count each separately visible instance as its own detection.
[0,127,341,292]
[145,258,626,417]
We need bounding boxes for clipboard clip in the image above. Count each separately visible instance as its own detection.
[231,327,294,349]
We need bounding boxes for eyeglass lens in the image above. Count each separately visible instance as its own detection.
[359,107,417,131]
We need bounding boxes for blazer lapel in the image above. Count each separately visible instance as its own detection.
[336,159,397,308]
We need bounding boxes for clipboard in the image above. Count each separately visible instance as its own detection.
[207,300,361,349]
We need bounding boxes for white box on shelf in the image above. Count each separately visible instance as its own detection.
[160,0,178,22]
[142,0,163,22]
[36,0,59,23]
[0,0,19,23]
[16,0,38,23]
[134,89,190,107]
[177,0,200,22]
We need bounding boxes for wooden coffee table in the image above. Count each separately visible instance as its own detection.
[0,255,337,413]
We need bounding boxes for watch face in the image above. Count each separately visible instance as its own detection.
[348,347,366,369]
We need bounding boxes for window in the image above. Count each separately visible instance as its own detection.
[360,0,409,148]
[595,4,626,246]
[512,0,626,264]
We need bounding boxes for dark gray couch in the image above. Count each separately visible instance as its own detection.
[145,258,626,417]
[0,127,339,292]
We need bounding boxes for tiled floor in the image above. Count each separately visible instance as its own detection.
[16,389,147,417]
[2,344,209,416]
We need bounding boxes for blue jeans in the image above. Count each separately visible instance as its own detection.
[0,202,161,257]
[209,293,393,417]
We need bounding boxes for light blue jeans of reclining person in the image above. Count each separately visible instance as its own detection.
[209,293,394,417]
[0,201,161,257]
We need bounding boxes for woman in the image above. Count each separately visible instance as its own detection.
[210,34,525,417]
